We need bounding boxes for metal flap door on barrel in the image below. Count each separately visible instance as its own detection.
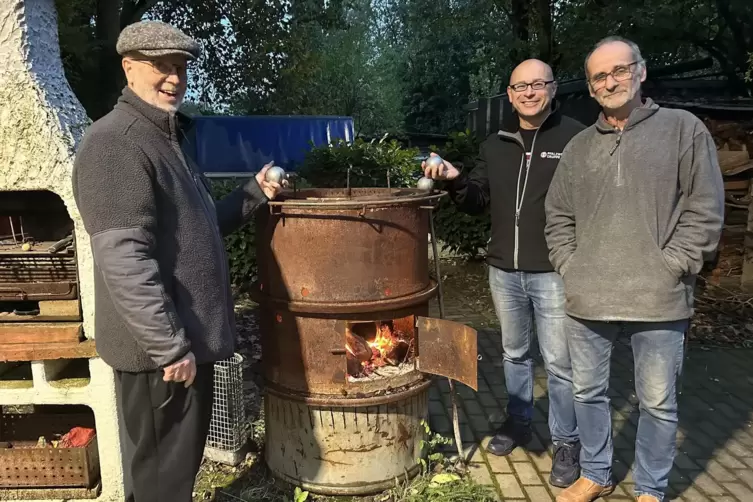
[252,171,479,496]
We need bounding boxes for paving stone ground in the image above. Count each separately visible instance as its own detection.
[428,282,753,501]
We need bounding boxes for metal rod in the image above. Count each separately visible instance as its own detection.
[19,216,25,242]
[428,204,464,466]
[8,217,16,244]
[347,164,352,198]
[387,167,391,190]
[429,209,445,318]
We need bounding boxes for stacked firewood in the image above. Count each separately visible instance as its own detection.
[701,118,753,285]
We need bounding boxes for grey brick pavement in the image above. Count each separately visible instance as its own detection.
[429,296,753,501]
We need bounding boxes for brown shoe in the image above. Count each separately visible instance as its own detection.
[555,477,615,502]
[636,496,661,502]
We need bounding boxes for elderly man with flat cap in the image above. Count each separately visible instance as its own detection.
[72,21,283,501]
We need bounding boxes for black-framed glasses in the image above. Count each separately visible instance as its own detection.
[589,61,642,89]
[508,80,554,92]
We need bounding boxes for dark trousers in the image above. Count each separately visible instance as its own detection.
[114,364,214,502]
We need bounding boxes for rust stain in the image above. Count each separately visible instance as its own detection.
[301,287,310,297]
[276,313,282,323]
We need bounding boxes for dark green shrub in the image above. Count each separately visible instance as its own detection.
[298,136,421,188]
[430,130,491,260]
[210,179,258,289]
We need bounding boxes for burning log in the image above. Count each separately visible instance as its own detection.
[345,330,372,362]
[346,329,372,376]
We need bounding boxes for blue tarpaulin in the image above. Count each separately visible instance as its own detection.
[185,115,354,177]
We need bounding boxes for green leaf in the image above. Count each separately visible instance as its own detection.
[429,473,461,486]
[293,486,309,502]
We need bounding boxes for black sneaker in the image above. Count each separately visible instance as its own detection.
[486,418,532,457]
[549,440,581,488]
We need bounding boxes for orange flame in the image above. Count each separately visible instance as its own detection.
[367,323,398,361]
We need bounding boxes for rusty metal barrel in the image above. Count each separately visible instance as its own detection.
[256,188,442,311]
[252,187,447,495]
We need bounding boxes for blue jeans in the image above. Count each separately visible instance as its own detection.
[488,266,578,443]
[566,316,687,501]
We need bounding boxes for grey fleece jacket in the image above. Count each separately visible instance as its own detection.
[544,98,724,322]
[72,87,268,372]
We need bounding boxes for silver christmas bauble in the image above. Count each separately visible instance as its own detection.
[265,166,286,184]
[425,155,444,170]
[417,176,435,191]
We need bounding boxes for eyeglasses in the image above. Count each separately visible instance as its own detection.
[588,61,642,90]
[508,80,554,93]
[131,58,188,76]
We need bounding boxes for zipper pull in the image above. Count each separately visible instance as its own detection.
[515,211,520,226]
[609,134,621,155]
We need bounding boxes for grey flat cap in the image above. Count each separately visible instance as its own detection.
[117,20,200,60]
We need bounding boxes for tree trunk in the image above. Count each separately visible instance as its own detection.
[535,0,555,67]
[509,0,529,64]
[94,0,124,119]
[90,0,160,119]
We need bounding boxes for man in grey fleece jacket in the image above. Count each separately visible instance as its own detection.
[544,37,724,502]
[72,21,283,502]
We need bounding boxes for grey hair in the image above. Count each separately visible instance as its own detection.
[584,36,645,77]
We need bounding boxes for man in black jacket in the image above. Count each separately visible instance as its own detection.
[72,21,283,502]
[424,59,585,488]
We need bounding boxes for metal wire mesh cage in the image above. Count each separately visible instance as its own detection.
[204,353,249,465]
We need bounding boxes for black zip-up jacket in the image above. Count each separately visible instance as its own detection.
[448,102,585,272]
[73,87,268,372]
